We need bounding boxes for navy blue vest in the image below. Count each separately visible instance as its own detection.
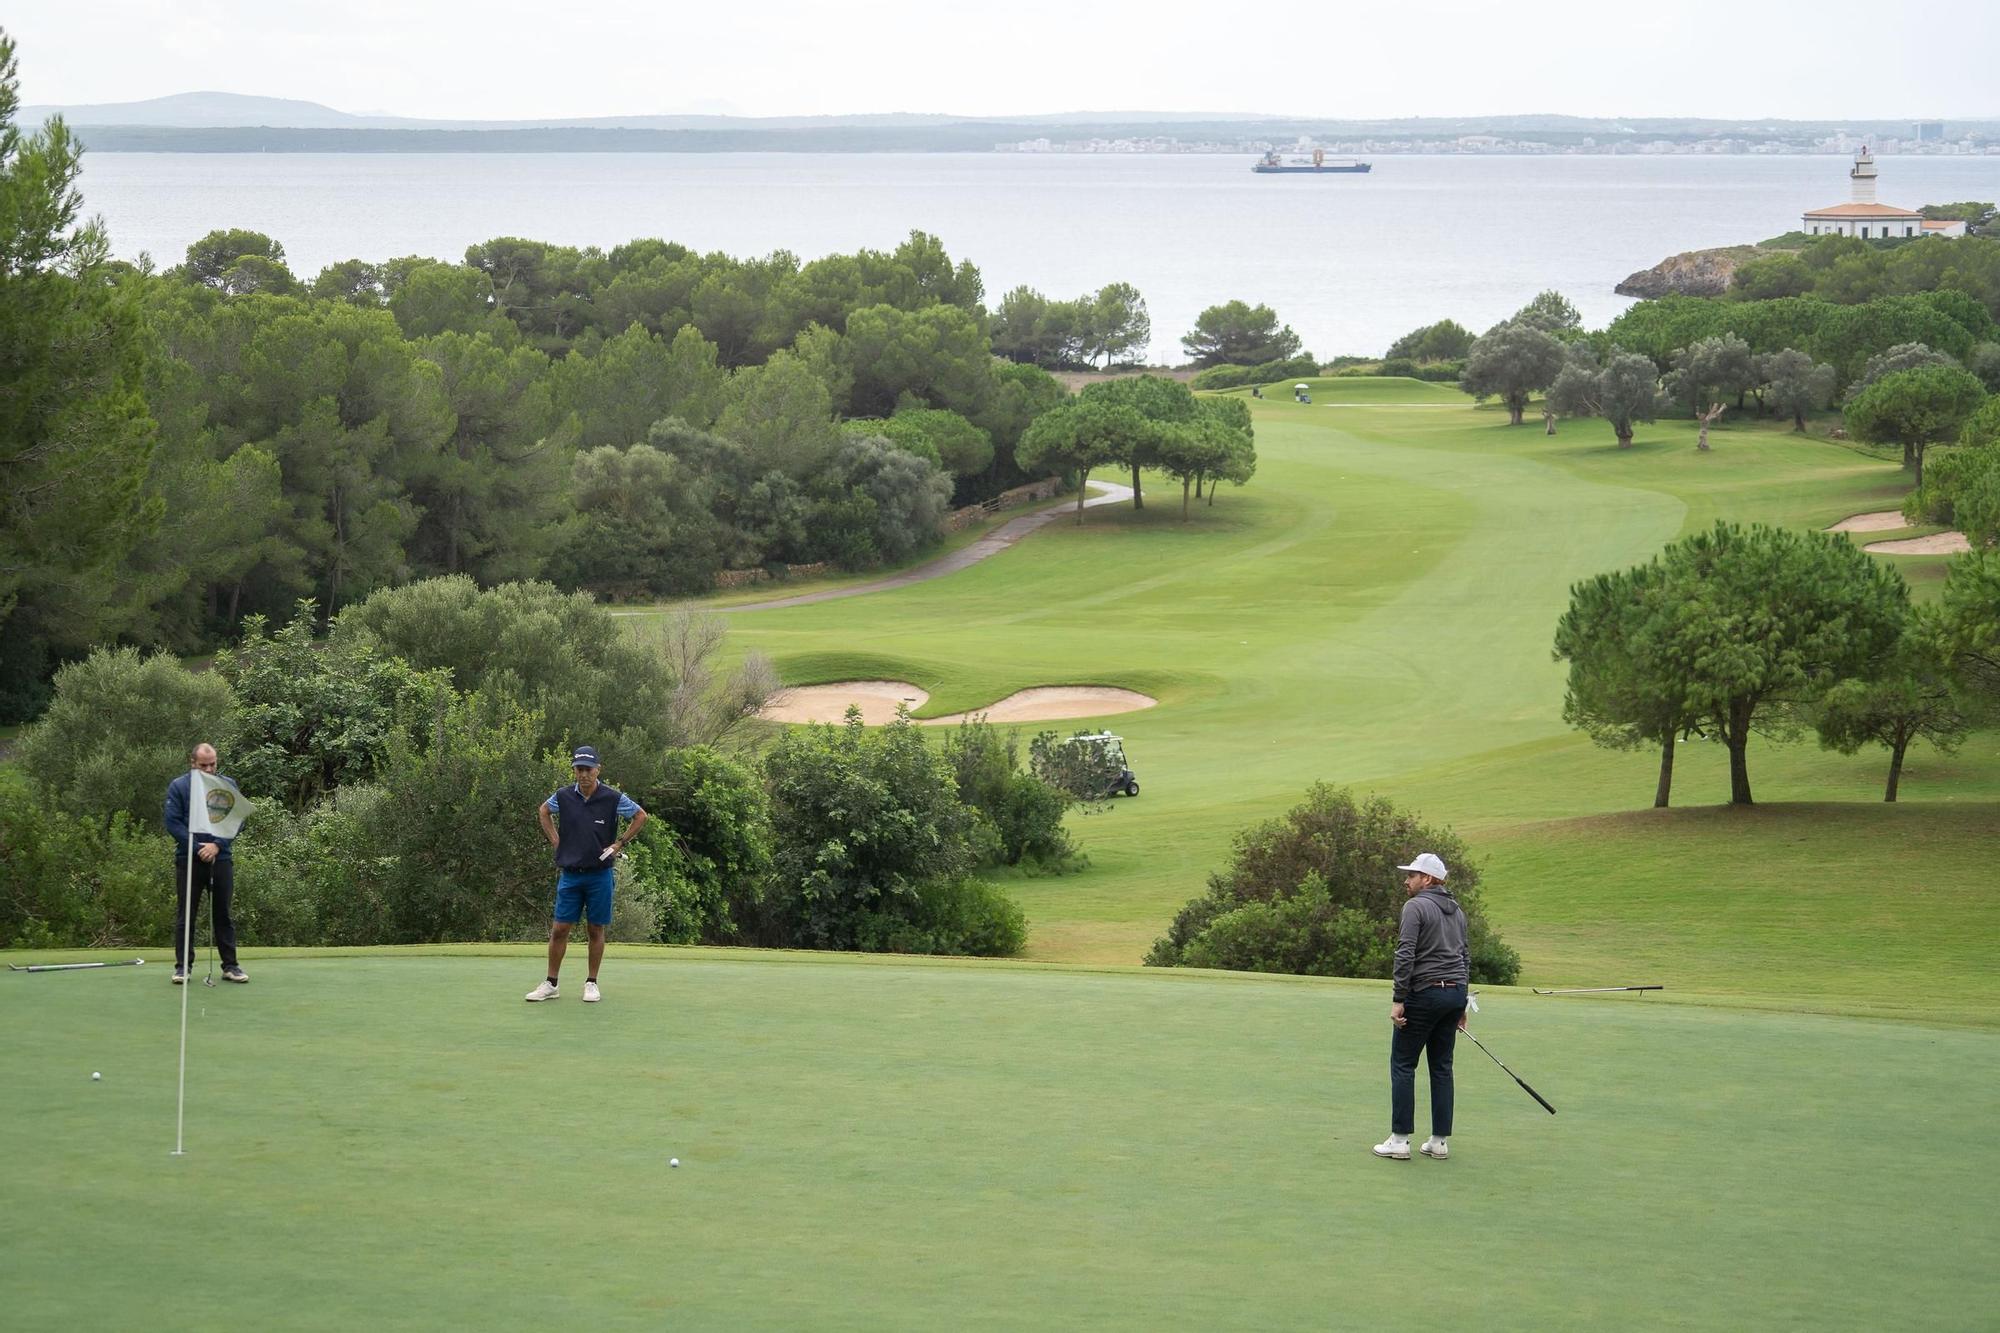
[553,782,624,870]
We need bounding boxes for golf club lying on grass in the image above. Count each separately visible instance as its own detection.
[7,958,146,974]
[1531,984,1663,996]
[1464,1030,1556,1115]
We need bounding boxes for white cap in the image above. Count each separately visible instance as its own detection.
[1396,852,1449,880]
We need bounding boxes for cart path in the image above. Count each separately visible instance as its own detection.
[711,482,1135,612]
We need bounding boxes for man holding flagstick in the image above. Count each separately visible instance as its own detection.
[163,744,252,985]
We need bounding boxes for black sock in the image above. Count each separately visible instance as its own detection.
[547,976,559,987]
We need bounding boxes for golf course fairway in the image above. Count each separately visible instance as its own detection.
[700,378,2000,1020]
[5,952,1996,1328]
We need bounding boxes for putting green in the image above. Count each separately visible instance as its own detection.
[680,382,2000,1017]
[4,951,1992,1327]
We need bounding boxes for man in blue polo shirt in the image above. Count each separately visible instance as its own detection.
[526,745,648,1004]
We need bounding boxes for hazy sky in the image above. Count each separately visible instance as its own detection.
[12,0,1999,120]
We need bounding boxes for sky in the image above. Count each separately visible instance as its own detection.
[12,0,2000,121]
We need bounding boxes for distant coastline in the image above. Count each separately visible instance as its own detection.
[61,118,2000,156]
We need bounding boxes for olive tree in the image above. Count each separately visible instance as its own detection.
[1758,348,1838,431]
[1459,321,1564,426]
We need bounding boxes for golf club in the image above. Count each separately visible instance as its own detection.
[1463,1030,1556,1115]
[7,958,147,973]
[203,896,217,988]
[1531,984,1663,996]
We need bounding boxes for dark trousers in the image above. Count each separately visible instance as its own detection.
[173,855,238,970]
[1391,982,1467,1137]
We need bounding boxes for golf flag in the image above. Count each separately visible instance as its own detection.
[189,770,252,840]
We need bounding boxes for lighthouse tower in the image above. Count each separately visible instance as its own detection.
[1849,146,1878,204]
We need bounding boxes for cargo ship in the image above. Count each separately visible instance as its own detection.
[1252,149,1371,174]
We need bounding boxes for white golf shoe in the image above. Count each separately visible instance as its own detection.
[1372,1135,1411,1160]
[524,980,560,1002]
[1421,1137,1450,1160]
[583,981,601,1003]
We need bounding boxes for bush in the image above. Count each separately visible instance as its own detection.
[941,718,1080,868]
[230,785,393,946]
[217,601,448,813]
[364,693,568,944]
[333,577,774,794]
[851,876,1026,957]
[624,745,774,944]
[762,708,1008,953]
[1145,785,1520,985]
[14,647,235,827]
[0,771,171,949]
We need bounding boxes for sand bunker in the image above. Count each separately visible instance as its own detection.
[1827,511,1912,533]
[759,681,929,725]
[759,682,1157,726]
[1864,532,1972,555]
[928,687,1157,726]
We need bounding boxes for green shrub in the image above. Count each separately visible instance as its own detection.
[941,718,1079,868]
[0,770,171,948]
[1146,784,1519,985]
[851,876,1026,957]
[762,708,1006,953]
[217,601,449,813]
[14,647,234,827]
[229,784,393,946]
[332,576,675,772]
[364,693,567,944]
[624,745,774,944]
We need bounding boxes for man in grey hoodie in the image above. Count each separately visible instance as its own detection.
[1374,852,1469,1161]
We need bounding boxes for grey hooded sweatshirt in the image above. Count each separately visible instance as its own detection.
[1392,886,1469,1002]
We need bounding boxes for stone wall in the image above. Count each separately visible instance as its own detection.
[715,483,1061,584]
[945,477,1065,531]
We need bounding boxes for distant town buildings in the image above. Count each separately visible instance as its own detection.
[992,124,1999,157]
[1802,148,1965,239]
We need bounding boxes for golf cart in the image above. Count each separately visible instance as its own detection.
[1067,732,1139,798]
[1293,382,1312,404]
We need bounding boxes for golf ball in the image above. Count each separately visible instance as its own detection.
[92,1072,101,1080]
[669,1158,680,1168]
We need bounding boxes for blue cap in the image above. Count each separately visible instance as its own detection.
[571,746,600,769]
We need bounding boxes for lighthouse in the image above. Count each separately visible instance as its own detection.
[1801,148,1963,239]
[1849,146,1878,204]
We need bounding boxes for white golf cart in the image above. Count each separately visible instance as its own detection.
[1066,731,1139,798]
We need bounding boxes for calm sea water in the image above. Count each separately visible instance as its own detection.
[77,152,2000,358]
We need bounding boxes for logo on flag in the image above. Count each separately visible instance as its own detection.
[190,770,252,840]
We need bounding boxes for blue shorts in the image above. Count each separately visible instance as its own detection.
[553,867,615,927]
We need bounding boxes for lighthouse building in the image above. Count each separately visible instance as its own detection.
[1802,149,1965,239]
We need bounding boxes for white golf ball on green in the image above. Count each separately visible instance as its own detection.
[92,1072,101,1081]
[669,1158,679,1168]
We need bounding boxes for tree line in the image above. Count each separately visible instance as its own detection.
[0,35,1267,722]
[1,578,1091,955]
[1557,525,1998,806]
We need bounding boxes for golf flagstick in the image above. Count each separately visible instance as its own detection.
[174,827,195,1156]
[1464,1030,1556,1115]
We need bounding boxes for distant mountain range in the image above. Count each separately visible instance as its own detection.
[18,90,1283,131]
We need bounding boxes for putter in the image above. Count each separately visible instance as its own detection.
[1531,984,1663,996]
[7,958,147,973]
[1464,1030,1556,1115]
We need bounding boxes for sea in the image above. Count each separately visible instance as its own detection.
[75,152,2000,359]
